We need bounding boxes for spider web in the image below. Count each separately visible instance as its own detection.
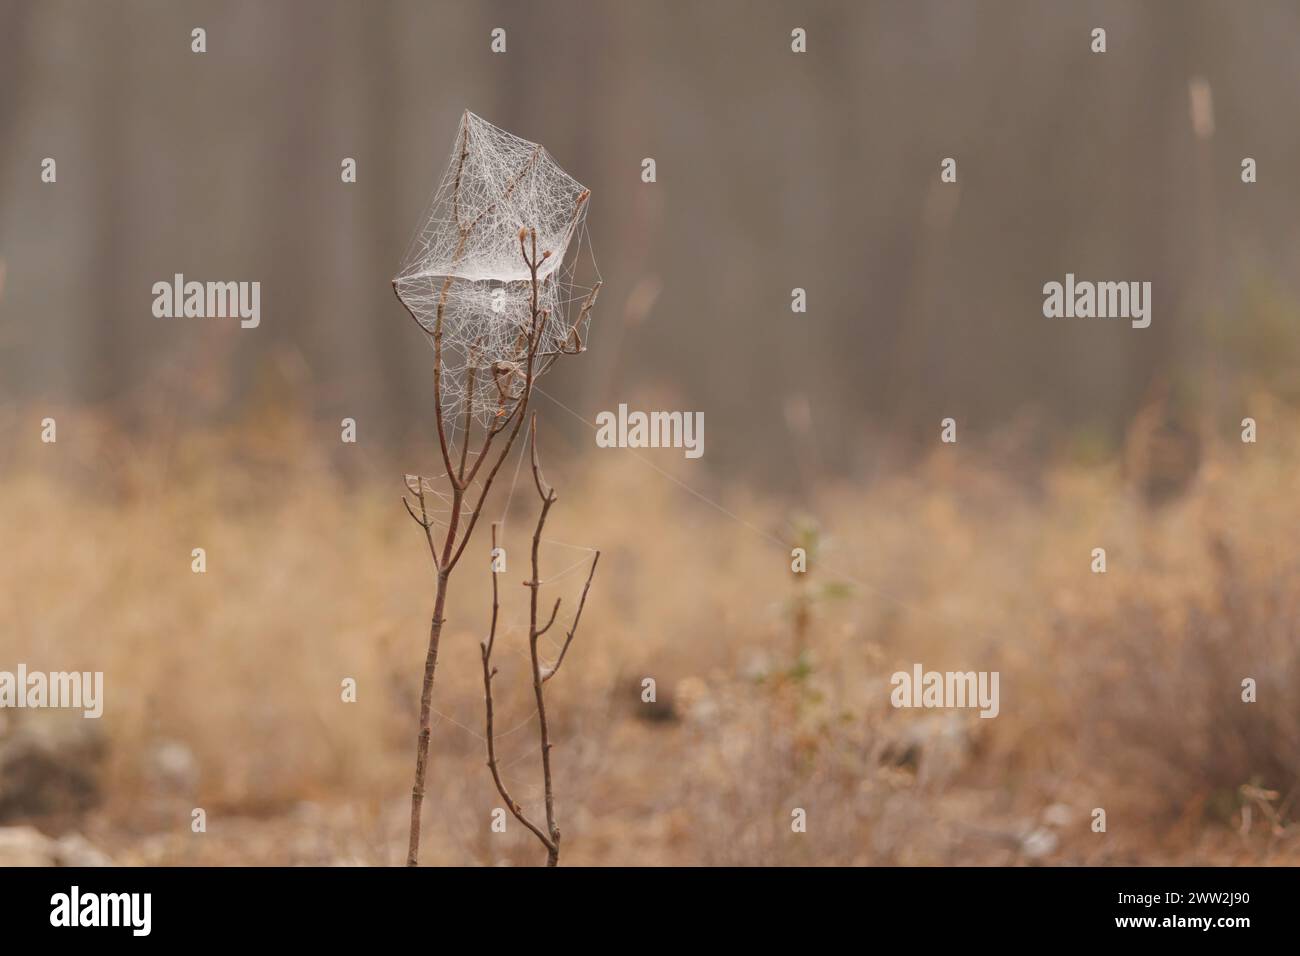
[395,111,599,424]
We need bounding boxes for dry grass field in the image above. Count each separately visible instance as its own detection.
[1,394,1297,866]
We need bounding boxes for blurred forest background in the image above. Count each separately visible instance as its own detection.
[1,0,1298,479]
[0,1,1297,867]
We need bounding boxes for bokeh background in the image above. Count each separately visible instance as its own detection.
[0,0,1297,865]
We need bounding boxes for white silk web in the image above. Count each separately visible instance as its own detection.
[395,111,599,424]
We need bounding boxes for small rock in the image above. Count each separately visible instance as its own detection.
[1021,827,1059,859]
[0,826,113,866]
[146,739,199,795]
[1043,802,1073,828]
[55,832,113,866]
[0,712,105,822]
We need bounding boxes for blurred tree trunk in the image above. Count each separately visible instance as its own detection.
[88,9,131,402]
[361,0,413,437]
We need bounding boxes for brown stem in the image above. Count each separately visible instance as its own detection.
[526,415,561,865]
[458,357,479,483]
[536,597,562,636]
[432,275,457,482]
[407,568,449,866]
[476,418,598,866]
[400,150,591,864]
[542,551,600,683]
[451,111,469,231]
[481,524,557,857]
[402,233,546,865]
[444,229,548,571]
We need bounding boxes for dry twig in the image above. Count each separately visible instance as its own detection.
[480,416,599,866]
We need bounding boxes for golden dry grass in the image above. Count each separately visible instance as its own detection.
[1,398,1297,865]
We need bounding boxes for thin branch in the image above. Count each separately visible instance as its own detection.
[559,281,601,355]
[443,229,549,570]
[431,275,457,481]
[537,597,562,637]
[466,145,541,236]
[554,189,590,269]
[542,551,600,683]
[451,110,470,232]
[402,495,427,529]
[402,478,441,573]
[458,352,480,484]
[481,523,557,856]
[525,417,561,866]
[529,413,553,501]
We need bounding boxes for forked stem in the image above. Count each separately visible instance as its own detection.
[480,418,599,866]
